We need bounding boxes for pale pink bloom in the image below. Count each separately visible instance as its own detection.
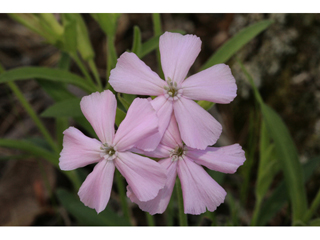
[127,115,245,215]
[59,90,167,213]
[109,31,237,150]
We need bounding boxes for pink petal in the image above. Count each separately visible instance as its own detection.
[115,152,167,202]
[78,160,115,213]
[182,64,237,103]
[186,144,246,173]
[130,144,171,159]
[134,96,173,151]
[59,127,102,171]
[160,114,183,149]
[173,97,222,150]
[113,98,159,151]
[177,157,226,215]
[80,90,116,145]
[109,52,165,96]
[160,32,201,84]
[127,158,177,215]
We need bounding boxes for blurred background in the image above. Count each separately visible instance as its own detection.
[1,13,320,226]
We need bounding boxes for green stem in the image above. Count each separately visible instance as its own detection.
[176,178,187,226]
[106,35,117,89]
[152,13,164,79]
[88,59,103,91]
[115,169,132,225]
[303,188,320,224]
[251,197,262,226]
[7,82,59,153]
[71,54,97,91]
[146,212,155,226]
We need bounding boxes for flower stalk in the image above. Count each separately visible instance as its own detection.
[176,178,188,226]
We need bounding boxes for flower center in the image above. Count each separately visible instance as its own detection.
[163,77,183,101]
[100,143,117,161]
[169,145,186,162]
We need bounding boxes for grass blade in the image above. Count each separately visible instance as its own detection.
[0,67,95,93]
[56,188,131,226]
[239,60,308,224]
[201,20,273,70]
[0,138,58,166]
[131,26,142,57]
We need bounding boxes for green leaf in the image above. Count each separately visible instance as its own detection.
[140,35,160,58]
[256,120,279,201]
[115,108,126,127]
[256,156,320,225]
[37,79,75,103]
[41,98,82,118]
[240,60,308,224]
[57,51,72,70]
[117,93,131,111]
[37,13,64,36]
[131,26,142,57]
[197,100,215,111]
[91,13,121,36]
[9,14,61,45]
[61,14,78,54]
[73,13,95,61]
[56,188,130,226]
[0,154,29,161]
[199,20,274,111]
[201,20,273,70]
[260,104,308,224]
[309,218,320,226]
[0,138,58,166]
[0,67,94,93]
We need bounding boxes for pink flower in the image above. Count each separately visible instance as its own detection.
[109,31,237,150]
[59,90,167,213]
[127,115,246,215]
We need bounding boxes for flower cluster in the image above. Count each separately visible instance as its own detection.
[59,32,246,215]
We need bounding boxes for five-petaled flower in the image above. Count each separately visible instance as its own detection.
[59,90,167,213]
[127,115,246,215]
[109,31,237,150]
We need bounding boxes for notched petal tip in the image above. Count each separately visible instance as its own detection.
[59,126,102,171]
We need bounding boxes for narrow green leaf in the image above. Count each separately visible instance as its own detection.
[260,104,308,224]
[115,108,126,127]
[309,218,320,226]
[256,156,320,225]
[0,154,29,161]
[61,14,78,54]
[197,100,215,111]
[152,13,163,79]
[122,93,136,105]
[117,93,131,111]
[140,35,160,58]
[201,20,274,70]
[9,13,59,45]
[256,120,279,200]
[239,60,308,224]
[73,13,95,61]
[56,188,130,226]
[91,13,121,36]
[57,51,72,70]
[41,98,82,118]
[0,67,95,93]
[35,13,63,42]
[37,79,75,103]
[132,26,142,57]
[0,138,58,166]
[37,13,64,36]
